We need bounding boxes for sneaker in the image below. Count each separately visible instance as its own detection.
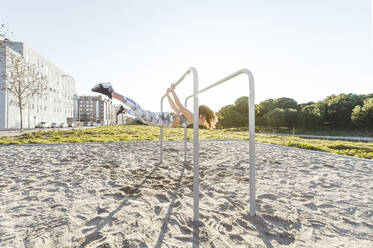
[116,105,126,116]
[91,83,113,99]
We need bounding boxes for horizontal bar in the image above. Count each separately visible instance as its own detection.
[160,68,195,101]
[185,69,253,102]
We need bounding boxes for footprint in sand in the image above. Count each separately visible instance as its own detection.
[104,192,126,201]
[85,216,104,226]
[119,186,140,195]
[234,218,255,231]
[96,206,109,214]
[317,203,336,209]
[155,194,170,203]
[258,193,278,201]
[206,216,233,234]
[304,202,317,211]
[262,204,275,213]
[219,202,228,211]
[229,234,244,243]
[154,206,162,215]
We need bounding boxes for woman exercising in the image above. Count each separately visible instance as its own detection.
[91,83,217,129]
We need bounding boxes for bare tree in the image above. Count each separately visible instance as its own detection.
[0,48,48,131]
[0,23,13,39]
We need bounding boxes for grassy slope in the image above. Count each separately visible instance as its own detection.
[0,125,372,160]
[255,126,370,137]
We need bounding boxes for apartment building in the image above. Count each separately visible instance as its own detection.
[0,38,75,128]
[75,95,116,125]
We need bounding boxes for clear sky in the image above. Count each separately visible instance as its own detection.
[2,0,372,112]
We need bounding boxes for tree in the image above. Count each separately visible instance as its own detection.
[256,99,274,117]
[234,96,249,114]
[0,23,12,39]
[0,47,48,131]
[266,108,299,128]
[216,104,242,128]
[323,94,362,128]
[234,96,249,125]
[216,96,253,128]
[299,104,323,128]
[273,97,298,110]
[298,101,314,110]
[351,98,373,129]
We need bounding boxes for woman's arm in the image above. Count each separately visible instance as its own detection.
[170,84,184,110]
[166,88,183,127]
[170,84,194,123]
[166,88,181,114]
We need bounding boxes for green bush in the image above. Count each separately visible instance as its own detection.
[323,94,363,128]
[216,97,251,128]
[216,105,243,128]
[327,144,360,150]
[285,141,322,151]
[266,108,299,128]
[300,104,323,128]
[351,98,373,129]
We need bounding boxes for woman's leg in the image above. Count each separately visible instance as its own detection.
[91,83,174,126]
[112,91,174,127]
[112,92,144,114]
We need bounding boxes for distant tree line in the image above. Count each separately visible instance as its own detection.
[216,94,373,130]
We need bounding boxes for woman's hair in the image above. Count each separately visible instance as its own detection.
[199,105,217,129]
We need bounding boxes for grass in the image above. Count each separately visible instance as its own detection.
[254,126,371,137]
[1,125,372,160]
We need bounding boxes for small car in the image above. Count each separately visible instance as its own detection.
[37,122,47,128]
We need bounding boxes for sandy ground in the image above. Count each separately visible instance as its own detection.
[0,140,372,248]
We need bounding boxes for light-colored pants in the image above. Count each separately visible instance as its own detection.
[121,95,177,127]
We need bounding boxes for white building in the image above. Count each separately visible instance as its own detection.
[0,37,75,129]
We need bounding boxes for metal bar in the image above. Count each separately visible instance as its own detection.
[160,70,192,101]
[160,68,196,163]
[160,100,163,163]
[184,99,188,163]
[184,69,256,217]
[192,69,199,247]
[247,70,256,217]
[159,67,200,246]
[185,69,249,102]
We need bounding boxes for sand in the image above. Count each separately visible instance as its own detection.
[0,140,372,247]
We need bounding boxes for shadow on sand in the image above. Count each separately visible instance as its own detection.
[78,162,162,247]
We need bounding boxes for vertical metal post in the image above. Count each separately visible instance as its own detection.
[184,125,187,163]
[184,100,188,163]
[160,100,164,163]
[247,72,256,217]
[6,90,8,128]
[192,69,199,248]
